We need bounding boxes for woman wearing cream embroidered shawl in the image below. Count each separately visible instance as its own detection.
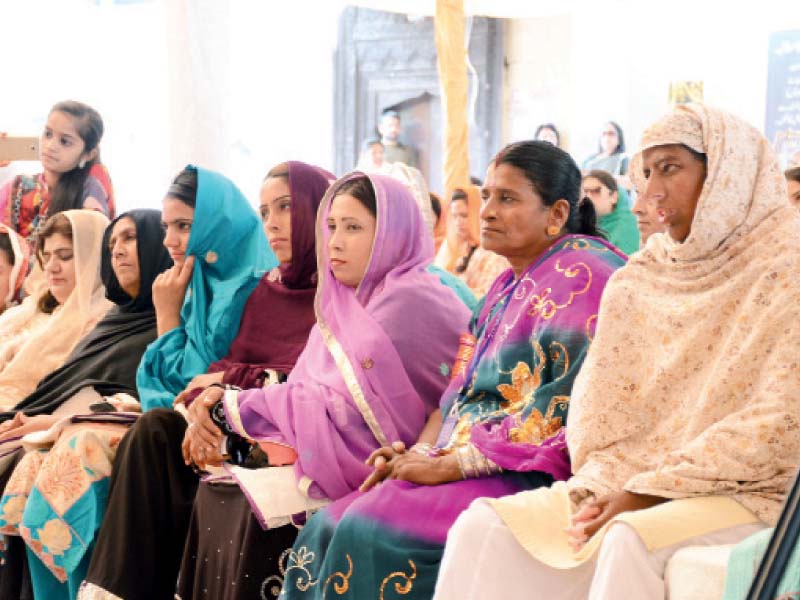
[0,211,111,410]
[433,104,799,599]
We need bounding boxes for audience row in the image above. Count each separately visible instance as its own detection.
[0,101,795,600]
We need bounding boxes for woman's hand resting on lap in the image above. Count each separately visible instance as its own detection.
[360,441,462,492]
[181,385,224,469]
[564,490,667,551]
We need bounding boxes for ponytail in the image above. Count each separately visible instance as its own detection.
[494,141,606,240]
[576,197,605,239]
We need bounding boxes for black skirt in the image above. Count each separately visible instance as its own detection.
[83,408,199,600]
[176,480,301,600]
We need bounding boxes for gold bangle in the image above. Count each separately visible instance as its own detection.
[468,444,482,478]
[455,446,468,479]
[485,454,503,474]
[464,444,503,477]
[471,445,488,476]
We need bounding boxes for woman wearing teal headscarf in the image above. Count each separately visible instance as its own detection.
[582,169,640,255]
[137,166,277,411]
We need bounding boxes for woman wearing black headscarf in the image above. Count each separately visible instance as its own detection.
[5,209,172,419]
[0,209,172,600]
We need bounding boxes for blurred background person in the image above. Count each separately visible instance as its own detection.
[582,169,639,254]
[582,120,631,190]
[356,138,389,173]
[631,185,667,245]
[435,186,508,298]
[534,122,561,147]
[378,109,418,168]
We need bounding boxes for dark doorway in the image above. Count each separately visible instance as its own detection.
[333,6,504,193]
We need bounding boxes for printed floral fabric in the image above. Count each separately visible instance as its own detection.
[0,164,115,247]
[0,423,127,582]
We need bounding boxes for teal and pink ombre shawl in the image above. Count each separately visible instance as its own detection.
[137,166,277,411]
[281,235,626,600]
[224,172,470,502]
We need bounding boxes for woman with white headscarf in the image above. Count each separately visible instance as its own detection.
[433,104,800,599]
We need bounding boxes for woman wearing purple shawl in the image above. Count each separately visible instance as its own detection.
[208,172,469,499]
[280,141,627,599]
[80,162,334,600]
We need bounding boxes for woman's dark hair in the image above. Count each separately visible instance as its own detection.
[47,100,105,216]
[0,233,15,268]
[584,170,618,193]
[494,140,604,239]
[335,176,376,217]
[36,213,73,313]
[597,121,625,155]
[450,189,468,204]
[429,193,442,225]
[534,122,561,147]
[167,168,198,208]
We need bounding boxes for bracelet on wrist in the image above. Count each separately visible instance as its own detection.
[455,444,503,479]
[209,399,235,436]
[455,446,468,479]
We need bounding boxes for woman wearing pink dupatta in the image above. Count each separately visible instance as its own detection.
[217,172,470,501]
[166,171,467,599]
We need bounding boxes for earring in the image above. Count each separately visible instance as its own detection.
[546,225,560,236]
[78,159,86,169]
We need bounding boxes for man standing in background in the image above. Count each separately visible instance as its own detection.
[378,109,418,168]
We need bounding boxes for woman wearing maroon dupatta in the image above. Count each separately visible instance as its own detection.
[79,162,332,600]
[179,172,470,598]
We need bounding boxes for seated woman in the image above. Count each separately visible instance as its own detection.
[535,122,561,147]
[0,101,115,246]
[136,165,276,411]
[434,185,509,297]
[0,210,111,410]
[80,162,332,600]
[382,164,476,310]
[581,120,631,191]
[280,141,626,600]
[185,172,472,600]
[0,225,29,314]
[0,210,172,600]
[434,104,796,600]
[630,179,667,246]
[582,169,640,254]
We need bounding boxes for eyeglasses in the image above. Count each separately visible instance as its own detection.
[601,130,617,137]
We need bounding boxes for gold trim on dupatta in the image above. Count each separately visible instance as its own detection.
[314,173,390,449]
[318,320,389,448]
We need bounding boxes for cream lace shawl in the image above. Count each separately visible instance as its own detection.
[567,104,799,525]
[0,210,112,410]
